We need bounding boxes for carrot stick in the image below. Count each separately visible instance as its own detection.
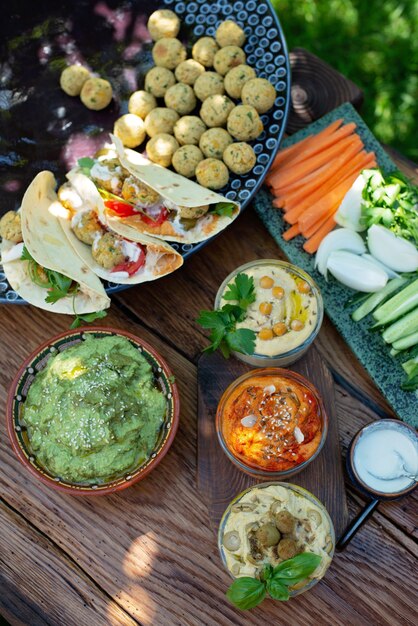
[282,142,365,211]
[269,162,333,195]
[298,167,365,231]
[272,198,285,209]
[303,215,337,254]
[283,146,367,225]
[267,135,362,188]
[279,122,357,170]
[282,223,301,240]
[270,119,343,170]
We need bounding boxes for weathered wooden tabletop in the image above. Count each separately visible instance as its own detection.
[1,85,417,626]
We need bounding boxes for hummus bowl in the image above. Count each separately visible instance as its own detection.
[218,482,335,596]
[216,368,328,479]
[6,327,179,495]
[215,259,323,367]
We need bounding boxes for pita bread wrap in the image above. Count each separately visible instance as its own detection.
[57,172,183,285]
[63,135,240,244]
[0,171,110,314]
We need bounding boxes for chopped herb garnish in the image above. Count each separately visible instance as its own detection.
[77,157,95,176]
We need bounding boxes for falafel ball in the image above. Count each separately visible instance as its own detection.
[152,37,187,69]
[224,64,256,99]
[213,45,246,75]
[80,77,113,110]
[192,37,219,67]
[195,158,229,190]
[113,114,146,148]
[175,59,205,85]
[145,66,176,98]
[60,65,90,96]
[227,104,263,141]
[121,176,160,207]
[215,20,246,47]
[241,78,277,114]
[223,142,256,174]
[144,107,179,137]
[92,232,125,270]
[128,90,157,119]
[164,83,197,115]
[199,127,233,159]
[194,72,225,101]
[200,94,235,128]
[146,133,179,167]
[0,211,22,243]
[174,116,207,145]
[147,9,180,41]
[172,145,204,178]
[72,210,105,246]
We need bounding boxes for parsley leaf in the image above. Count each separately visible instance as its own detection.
[70,309,107,329]
[77,157,95,176]
[226,327,256,355]
[223,273,256,309]
[210,202,236,218]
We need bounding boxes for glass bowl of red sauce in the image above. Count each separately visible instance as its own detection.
[216,368,328,478]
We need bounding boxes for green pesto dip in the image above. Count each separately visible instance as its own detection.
[22,335,167,484]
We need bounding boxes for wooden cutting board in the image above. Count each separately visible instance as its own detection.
[197,347,348,539]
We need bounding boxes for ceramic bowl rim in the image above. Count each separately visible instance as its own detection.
[6,326,180,496]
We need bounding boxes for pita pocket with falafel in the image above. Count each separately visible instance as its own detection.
[59,134,240,244]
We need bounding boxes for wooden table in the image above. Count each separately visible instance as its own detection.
[1,84,417,626]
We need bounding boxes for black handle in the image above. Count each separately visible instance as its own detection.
[336,499,380,551]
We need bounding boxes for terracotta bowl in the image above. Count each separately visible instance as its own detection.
[6,327,180,495]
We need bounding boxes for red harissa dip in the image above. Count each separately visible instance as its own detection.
[221,374,323,471]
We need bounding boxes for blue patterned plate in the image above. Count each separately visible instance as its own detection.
[0,0,290,303]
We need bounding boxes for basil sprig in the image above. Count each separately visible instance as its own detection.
[226,553,322,611]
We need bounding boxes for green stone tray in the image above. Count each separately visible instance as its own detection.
[253,102,417,427]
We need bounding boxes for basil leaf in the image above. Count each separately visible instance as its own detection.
[226,577,266,611]
[272,553,321,584]
[260,564,274,583]
[266,578,290,601]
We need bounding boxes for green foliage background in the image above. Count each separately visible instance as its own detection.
[273,0,418,161]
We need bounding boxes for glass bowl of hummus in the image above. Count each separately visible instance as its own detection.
[6,327,180,495]
[216,368,328,479]
[215,259,323,367]
[218,482,335,596]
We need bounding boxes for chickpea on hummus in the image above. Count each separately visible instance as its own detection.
[220,485,333,583]
[220,264,319,357]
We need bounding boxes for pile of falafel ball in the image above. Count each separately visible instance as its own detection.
[118,10,277,190]
[59,9,277,191]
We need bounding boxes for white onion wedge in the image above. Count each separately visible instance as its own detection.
[0,242,24,263]
[362,254,399,279]
[327,250,388,292]
[335,175,367,232]
[367,224,418,272]
[315,228,366,278]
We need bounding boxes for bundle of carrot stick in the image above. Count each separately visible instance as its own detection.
[265,119,377,253]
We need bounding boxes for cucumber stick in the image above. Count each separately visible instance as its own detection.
[382,307,418,344]
[373,278,418,325]
[352,277,407,321]
[392,330,418,351]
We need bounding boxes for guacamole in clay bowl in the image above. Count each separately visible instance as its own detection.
[22,334,167,485]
